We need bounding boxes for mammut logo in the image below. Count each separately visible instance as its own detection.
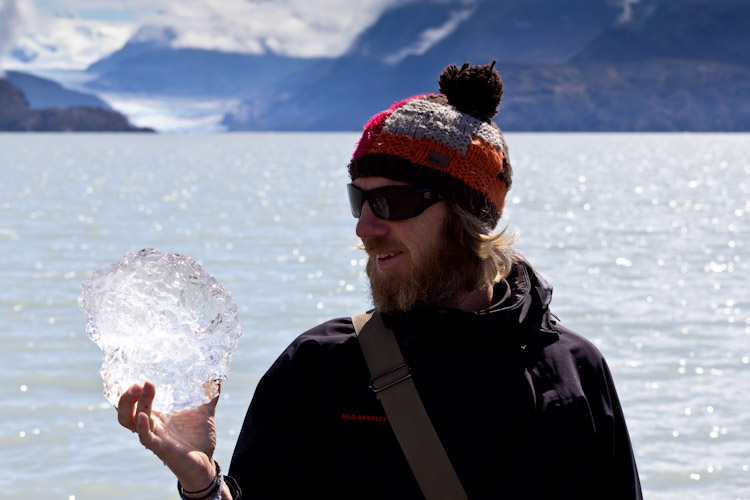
[340,413,388,423]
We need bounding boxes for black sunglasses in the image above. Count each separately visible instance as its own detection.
[347,183,444,221]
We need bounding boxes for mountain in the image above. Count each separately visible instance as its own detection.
[86,25,179,75]
[77,0,750,131]
[82,0,620,119]
[353,0,621,66]
[224,0,623,131]
[85,25,328,99]
[5,70,110,110]
[0,80,29,130]
[571,0,750,67]
[494,59,750,131]
[496,0,750,131]
[225,0,750,131]
[0,79,152,132]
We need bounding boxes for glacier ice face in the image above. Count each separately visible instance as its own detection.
[78,249,242,413]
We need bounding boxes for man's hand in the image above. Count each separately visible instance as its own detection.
[117,381,219,492]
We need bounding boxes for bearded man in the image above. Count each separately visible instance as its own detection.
[117,62,642,500]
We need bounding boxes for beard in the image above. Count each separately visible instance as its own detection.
[364,217,478,313]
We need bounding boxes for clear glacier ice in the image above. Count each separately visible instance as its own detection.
[78,248,242,413]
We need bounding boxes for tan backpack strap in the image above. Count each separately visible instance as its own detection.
[352,311,468,500]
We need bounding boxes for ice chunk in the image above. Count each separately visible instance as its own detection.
[78,248,242,413]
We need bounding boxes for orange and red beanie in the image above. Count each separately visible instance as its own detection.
[348,61,512,229]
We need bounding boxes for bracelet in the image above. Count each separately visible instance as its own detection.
[198,474,223,500]
[178,461,223,500]
[180,460,219,495]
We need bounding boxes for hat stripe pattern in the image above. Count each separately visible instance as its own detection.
[352,95,425,160]
[363,131,507,213]
[381,98,505,157]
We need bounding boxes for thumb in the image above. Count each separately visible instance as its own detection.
[204,392,220,414]
[202,381,221,413]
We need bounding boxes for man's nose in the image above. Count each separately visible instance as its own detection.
[355,202,389,239]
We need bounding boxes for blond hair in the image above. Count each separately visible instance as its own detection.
[447,202,518,291]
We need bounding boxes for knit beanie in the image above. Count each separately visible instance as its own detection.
[348,61,512,229]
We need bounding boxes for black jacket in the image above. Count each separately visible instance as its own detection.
[228,260,642,499]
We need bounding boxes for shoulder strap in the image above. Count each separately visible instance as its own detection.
[352,311,468,500]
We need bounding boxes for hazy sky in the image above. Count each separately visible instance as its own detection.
[2,0,407,70]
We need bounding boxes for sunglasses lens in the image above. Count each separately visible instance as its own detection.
[347,183,442,221]
[369,192,392,219]
[347,183,363,218]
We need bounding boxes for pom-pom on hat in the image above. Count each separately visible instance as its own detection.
[348,61,512,229]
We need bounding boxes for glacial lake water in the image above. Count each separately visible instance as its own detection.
[1,132,748,499]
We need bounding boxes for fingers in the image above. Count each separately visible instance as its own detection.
[136,381,156,427]
[117,383,142,431]
[134,381,161,451]
[135,409,158,447]
[116,382,168,462]
[117,381,157,433]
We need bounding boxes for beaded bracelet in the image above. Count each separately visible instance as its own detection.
[178,461,223,500]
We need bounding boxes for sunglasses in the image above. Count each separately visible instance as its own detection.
[347,183,444,221]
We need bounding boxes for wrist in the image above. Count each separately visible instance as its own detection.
[178,460,222,500]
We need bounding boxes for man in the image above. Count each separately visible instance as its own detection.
[118,62,642,499]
